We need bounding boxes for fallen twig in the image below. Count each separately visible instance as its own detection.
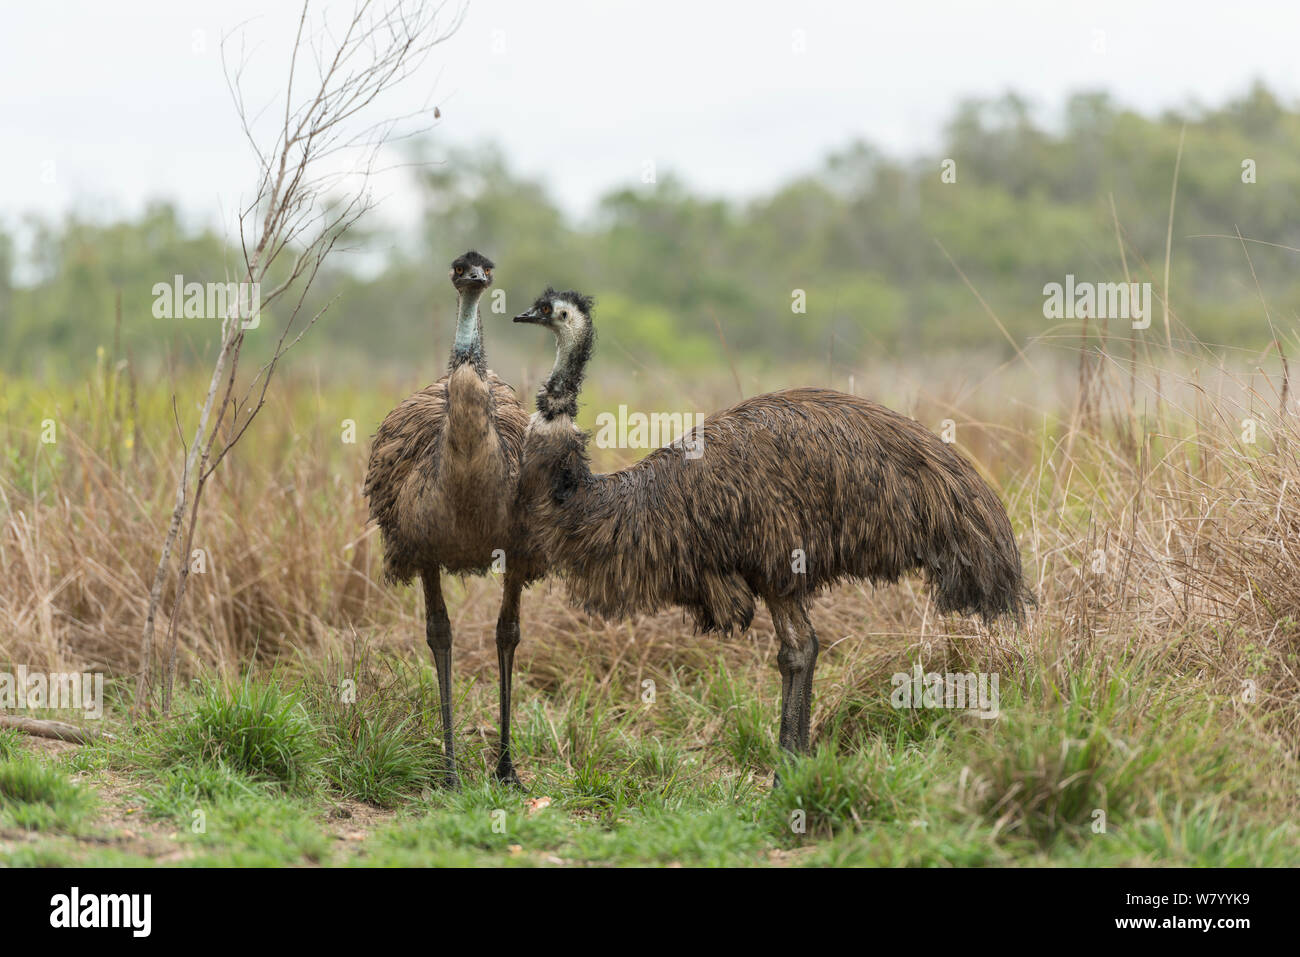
[0,715,111,745]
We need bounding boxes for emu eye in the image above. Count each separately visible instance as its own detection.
[455,266,464,275]
[542,305,551,315]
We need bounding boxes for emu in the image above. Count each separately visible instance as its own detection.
[364,251,532,787]
[513,288,1029,760]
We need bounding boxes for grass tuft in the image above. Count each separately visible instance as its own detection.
[161,679,322,791]
[0,753,96,831]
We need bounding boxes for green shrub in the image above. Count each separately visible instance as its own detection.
[162,679,321,790]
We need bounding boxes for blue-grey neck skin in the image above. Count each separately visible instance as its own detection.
[449,287,486,372]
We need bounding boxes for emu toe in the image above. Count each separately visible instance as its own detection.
[494,757,525,790]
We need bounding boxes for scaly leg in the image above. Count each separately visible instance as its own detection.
[774,601,818,757]
[771,604,797,756]
[423,573,459,789]
[494,568,524,787]
[789,604,820,753]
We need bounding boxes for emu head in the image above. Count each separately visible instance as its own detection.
[449,250,494,292]
[514,287,594,354]
[515,287,596,417]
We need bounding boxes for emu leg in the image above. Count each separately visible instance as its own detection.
[790,606,820,753]
[423,573,459,788]
[772,607,798,756]
[775,603,818,757]
[494,569,524,787]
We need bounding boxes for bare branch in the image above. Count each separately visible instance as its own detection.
[138,0,462,712]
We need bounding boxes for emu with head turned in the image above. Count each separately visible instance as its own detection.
[514,288,1029,761]
[363,251,534,787]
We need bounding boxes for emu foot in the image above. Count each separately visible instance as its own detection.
[772,752,801,789]
[494,757,524,789]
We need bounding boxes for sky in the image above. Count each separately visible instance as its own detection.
[3,0,1299,237]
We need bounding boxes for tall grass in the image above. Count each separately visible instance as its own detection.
[1,317,1299,857]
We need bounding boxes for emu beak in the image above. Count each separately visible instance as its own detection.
[466,265,489,285]
[513,307,543,324]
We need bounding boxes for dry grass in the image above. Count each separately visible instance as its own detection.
[1,332,1299,767]
[2,332,1299,866]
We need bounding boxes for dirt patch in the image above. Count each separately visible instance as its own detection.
[767,845,820,866]
[322,799,399,844]
[16,736,81,759]
[71,768,196,862]
[0,738,194,863]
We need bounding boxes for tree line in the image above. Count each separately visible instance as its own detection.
[4,82,1298,379]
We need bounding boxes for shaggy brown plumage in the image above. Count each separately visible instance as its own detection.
[365,365,526,582]
[514,289,1030,760]
[363,251,533,787]
[519,388,1027,632]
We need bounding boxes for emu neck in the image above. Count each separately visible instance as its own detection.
[449,287,486,372]
[536,335,589,420]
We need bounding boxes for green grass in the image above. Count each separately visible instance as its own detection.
[303,657,445,807]
[159,678,323,791]
[138,762,277,820]
[0,729,22,761]
[1,644,1297,868]
[0,752,96,832]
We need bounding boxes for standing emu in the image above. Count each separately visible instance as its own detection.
[364,251,532,787]
[513,288,1029,759]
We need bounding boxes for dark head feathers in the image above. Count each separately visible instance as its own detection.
[453,250,495,270]
[534,286,595,318]
[535,288,597,420]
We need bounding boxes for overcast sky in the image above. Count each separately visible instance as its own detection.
[3,0,1299,237]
